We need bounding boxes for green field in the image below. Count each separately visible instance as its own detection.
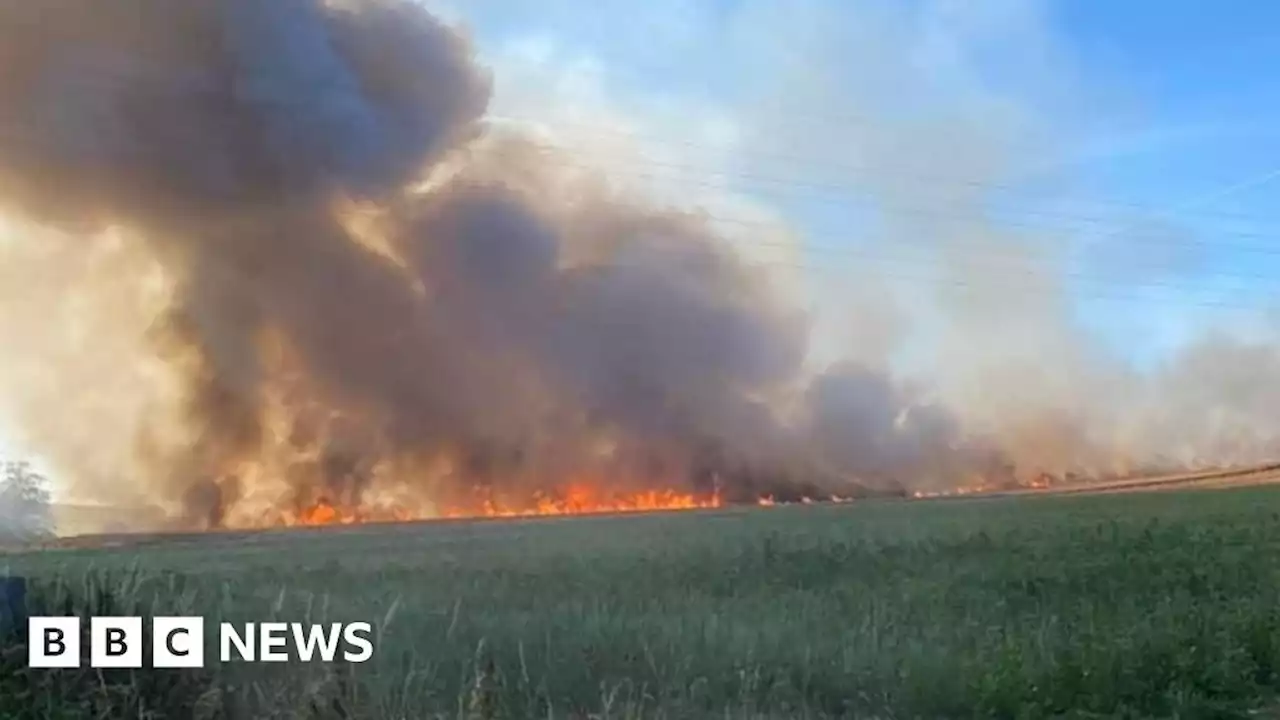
[7,487,1280,719]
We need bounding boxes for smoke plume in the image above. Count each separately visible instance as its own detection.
[0,0,1276,529]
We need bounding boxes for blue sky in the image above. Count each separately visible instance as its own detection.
[1052,1,1280,355]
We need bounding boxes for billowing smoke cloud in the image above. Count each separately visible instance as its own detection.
[0,0,1275,530]
[0,0,844,526]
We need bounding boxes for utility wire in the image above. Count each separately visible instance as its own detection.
[1,119,1277,306]
[502,145,1280,263]
[1074,166,1280,257]
[509,141,1280,241]
[591,206,1280,290]
[488,114,1280,225]
[4,115,1280,253]
[594,259,1274,313]
[593,238,1277,311]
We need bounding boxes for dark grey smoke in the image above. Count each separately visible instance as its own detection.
[0,0,821,521]
[0,0,1147,525]
[0,0,485,213]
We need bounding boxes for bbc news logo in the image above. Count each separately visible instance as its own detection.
[27,617,374,668]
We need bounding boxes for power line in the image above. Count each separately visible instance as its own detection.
[5,112,1277,232]
[582,264,1267,315]
[488,114,1280,225]
[556,197,1280,290]
[2,119,1278,305]
[498,144,1280,260]
[1074,166,1280,258]
[532,143,1280,240]
[702,206,1280,283]
[5,115,1280,256]
[594,235,1278,310]
[474,133,1280,243]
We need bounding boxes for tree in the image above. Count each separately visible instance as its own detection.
[0,460,53,544]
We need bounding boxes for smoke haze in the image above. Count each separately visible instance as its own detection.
[0,0,1276,529]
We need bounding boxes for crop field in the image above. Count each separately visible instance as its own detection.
[8,486,1280,719]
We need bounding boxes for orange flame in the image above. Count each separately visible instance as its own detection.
[282,497,415,527]
[274,483,872,529]
[279,483,727,528]
[289,498,356,526]
[441,483,724,519]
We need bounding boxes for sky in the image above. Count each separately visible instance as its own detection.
[420,0,1280,367]
[1052,1,1280,354]
[3,0,1280,487]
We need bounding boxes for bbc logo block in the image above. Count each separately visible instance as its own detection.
[28,617,80,668]
[90,617,142,668]
[26,617,374,667]
[153,617,204,668]
[29,616,205,669]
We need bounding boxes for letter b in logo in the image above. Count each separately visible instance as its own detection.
[91,617,142,668]
[153,617,205,668]
[28,617,80,668]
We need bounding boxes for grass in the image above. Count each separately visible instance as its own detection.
[7,486,1280,718]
